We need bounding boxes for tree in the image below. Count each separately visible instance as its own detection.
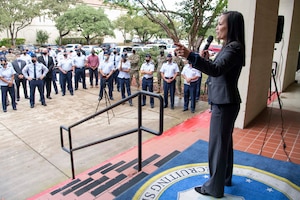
[41,0,80,45]
[40,0,80,20]
[104,0,227,50]
[36,30,50,45]
[131,15,164,43]
[0,0,42,46]
[56,5,115,44]
[113,14,134,44]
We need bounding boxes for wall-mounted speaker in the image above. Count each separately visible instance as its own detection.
[275,15,284,43]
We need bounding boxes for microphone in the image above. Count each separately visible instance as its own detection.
[203,35,214,50]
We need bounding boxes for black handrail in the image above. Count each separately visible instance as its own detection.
[60,90,164,179]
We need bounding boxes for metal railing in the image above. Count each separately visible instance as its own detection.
[60,90,164,179]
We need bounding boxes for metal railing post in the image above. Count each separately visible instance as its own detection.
[138,93,142,171]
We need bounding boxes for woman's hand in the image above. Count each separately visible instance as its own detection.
[174,43,191,58]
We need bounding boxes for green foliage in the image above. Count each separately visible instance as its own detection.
[104,0,227,50]
[36,30,50,45]
[131,15,163,43]
[55,5,114,45]
[0,0,42,46]
[40,0,80,20]
[113,14,133,44]
[0,38,25,47]
[60,37,103,45]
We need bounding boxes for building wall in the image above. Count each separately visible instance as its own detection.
[229,0,280,128]
[229,0,300,128]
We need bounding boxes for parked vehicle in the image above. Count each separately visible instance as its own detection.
[132,46,152,52]
[65,44,81,52]
[145,43,167,50]
[17,44,38,52]
[82,45,102,55]
[208,44,222,55]
[111,46,133,56]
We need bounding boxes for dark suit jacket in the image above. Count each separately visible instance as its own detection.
[37,55,54,79]
[187,41,244,104]
[12,59,27,80]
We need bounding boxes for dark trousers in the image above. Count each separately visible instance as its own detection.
[99,76,113,99]
[202,103,240,197]
[163,79,176,107]
[183,82,197,111]
[1,85,16,111]
[112,69,119,91]
[61,71,73,95]
[119,78,132,104]
[52,69,58,94]
[142,77,154,106]
[89,68,98,86]
[195,76,202,100]
[15,78,28,99]
[74,67,86,89]
[29,79,45,106]
[43,77,52,97]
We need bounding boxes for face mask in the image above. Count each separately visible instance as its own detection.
[113,51,117,54]
[77,53,81,56]
[24,52,27,55]
[146,59,150,63]
[32,60,36,63]
[42,52,47,55]
[160,52,164,56]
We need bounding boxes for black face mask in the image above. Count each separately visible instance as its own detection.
[42,52,47,55]
[77,53,81,56]
[24,52,27,55]
[160,52,164,56]
[32,60,36,63]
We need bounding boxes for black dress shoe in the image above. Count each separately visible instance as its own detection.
[194,187,208,195]
[163,105,168,108]
[141,103,146,106]
[110,97,114,100]
[25,97,30,99]
[13,108,17,110]
[42,103,47,106]
[47,96,52,99]
[151,104,154,108]
[194,186,223,198]
[183,108,188,111]
[30,105,34,108]
[3,109,7,112]
[17,98,20,101]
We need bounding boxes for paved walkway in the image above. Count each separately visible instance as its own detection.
[0,84,209,200]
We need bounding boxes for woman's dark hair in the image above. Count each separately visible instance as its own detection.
[223,11,245,66]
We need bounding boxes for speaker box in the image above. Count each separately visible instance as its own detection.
[275,15,284,43]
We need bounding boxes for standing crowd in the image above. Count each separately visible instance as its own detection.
[0,44,204,113]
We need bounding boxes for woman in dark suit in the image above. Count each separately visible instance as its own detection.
[176,11,245,198]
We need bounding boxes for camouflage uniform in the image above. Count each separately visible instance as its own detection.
[173,56,185,96]
[156,53,167,93]
[128,52,140,88]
